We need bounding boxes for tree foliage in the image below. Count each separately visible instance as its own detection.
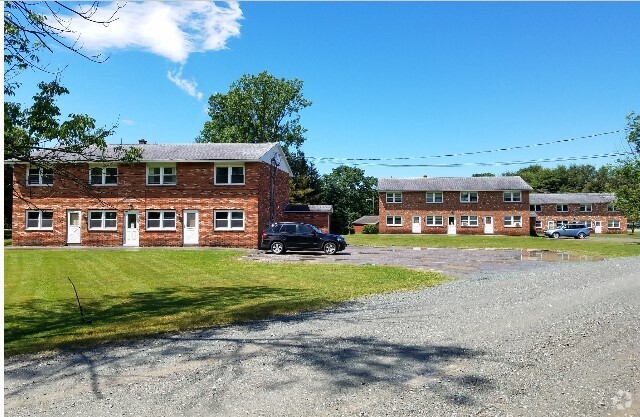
[287,150,322,204]
[609,112,640,232]
[503,164,612,193]
[320,166,377,234]
[197,71,312,154]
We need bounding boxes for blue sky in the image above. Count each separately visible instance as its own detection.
[8,1,640,179]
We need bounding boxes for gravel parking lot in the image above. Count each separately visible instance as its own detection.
[4,248,639,416]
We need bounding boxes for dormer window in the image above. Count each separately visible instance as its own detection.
[27,166,54,186]
[215,165,245,185]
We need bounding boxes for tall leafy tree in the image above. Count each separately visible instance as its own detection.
[320,166,377,234]
[197,70,316,199]
[610,112,640,232]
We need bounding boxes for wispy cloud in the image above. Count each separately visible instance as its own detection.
[58,2,243,63]
[167,67,204,100]
[53,2,242,99]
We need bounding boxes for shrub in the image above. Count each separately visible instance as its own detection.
[362,224,379,234]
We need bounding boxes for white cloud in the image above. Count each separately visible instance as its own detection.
[167,67,204,100]
[55,2,243,63]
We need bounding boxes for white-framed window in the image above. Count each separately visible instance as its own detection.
[556,220,569,226]
[90,165,118,185]
[504,215,523,227]
[584,220,593,228]
[88,210,117,230]
[503,191,522,202]
[607,203,617,212]
[214,210,245,230]
[386,215,402,226]
[608,220,621,229]
[27,166,54,186]
[26,210,53,230]
[386,192,402,203]
[215,165,245,185]
[460,192,478,203]
[426,215,443,226]
[146,164,176,185]
[556,204,568,212]
[460,215,478,227]
[535,220,542,229]
[426,192,443,204]
[146,210,176,230]
[579,204,592,212]
[530,204,542,212]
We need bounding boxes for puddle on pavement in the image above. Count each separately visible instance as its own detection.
[518,250,604,262]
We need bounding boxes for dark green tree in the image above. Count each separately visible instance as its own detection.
[471,172,496,177]
[610,112,640,232]
[288,150,322,204]
[320,166,377,234]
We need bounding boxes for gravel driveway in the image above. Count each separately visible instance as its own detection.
[4,249,639,416]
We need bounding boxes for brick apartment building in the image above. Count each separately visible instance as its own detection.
[10,142,328,248]
[529,193,627,234]
[378,177,534,235]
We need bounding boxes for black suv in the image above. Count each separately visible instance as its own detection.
[261,222,347,255]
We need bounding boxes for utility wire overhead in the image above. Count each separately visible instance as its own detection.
[310,129,624,163]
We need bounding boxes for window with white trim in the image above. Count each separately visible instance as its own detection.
[460,215,478,227]
[607,220,621,229]
[26,210,53,230]
[584,220,593,228]
[579,204,592,212]
[607,203,617,212]
[460,192,478,203]
[88,210,117,230]
[386,192,402,203]
[504,215,523,227]
[146,210,176,230]
[27,167,54,186]
[146,164,176,185]
[503,191,522,202]
[426,215,443,226]
[556,220,569,226]
[535,221,542,229]
[530,204,541,212]
[556,204,568,212]
[386,215,402,226]
[90,165,118,185]
[426,192,443,203]
[214,210,245,230]
[215,165,245,185]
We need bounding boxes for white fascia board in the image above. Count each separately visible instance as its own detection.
[259,143,293,177]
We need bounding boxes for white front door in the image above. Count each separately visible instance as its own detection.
[183,210,199,245]
[484,216,494,235]
[124,210,139,247]
[66,210,82,244]
[411,216,421,234]
[594,220,602,234]
[447,216,457,235]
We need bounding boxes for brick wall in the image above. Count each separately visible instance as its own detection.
[12,161,291,248]
[533,203,627,234]
[378,190,531,236]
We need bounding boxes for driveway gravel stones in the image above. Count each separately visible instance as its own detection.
[4,249,639,416]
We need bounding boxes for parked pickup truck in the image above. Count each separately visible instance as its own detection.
[544,224,590,239]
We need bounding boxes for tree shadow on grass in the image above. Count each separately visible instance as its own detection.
[5,285,314,354]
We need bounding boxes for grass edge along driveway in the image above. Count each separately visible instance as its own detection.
[346,234,640,258]
[4,249,449,356]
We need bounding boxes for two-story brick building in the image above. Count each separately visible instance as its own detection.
[378,176,533,235]
[529,193,626,234]
[10,142,307,248]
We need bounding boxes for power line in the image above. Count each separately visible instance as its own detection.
[329,151,630,168]
[310,129,623,163]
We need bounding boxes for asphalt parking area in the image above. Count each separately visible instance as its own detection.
[243,245,603,278]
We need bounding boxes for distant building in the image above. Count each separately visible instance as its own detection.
[351,215,379,233]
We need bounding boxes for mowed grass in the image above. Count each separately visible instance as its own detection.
[346,234,640,258]
[4,249,448,356]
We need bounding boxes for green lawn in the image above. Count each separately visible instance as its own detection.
[4,249,448,356]
[346,234,640,258]
[4,239,12,246]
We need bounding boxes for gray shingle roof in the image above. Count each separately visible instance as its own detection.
[284,204,333,213]
[31,142,281,162]
[378,176,533,192]
[352,215,379,225]
[529,193,616,204]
